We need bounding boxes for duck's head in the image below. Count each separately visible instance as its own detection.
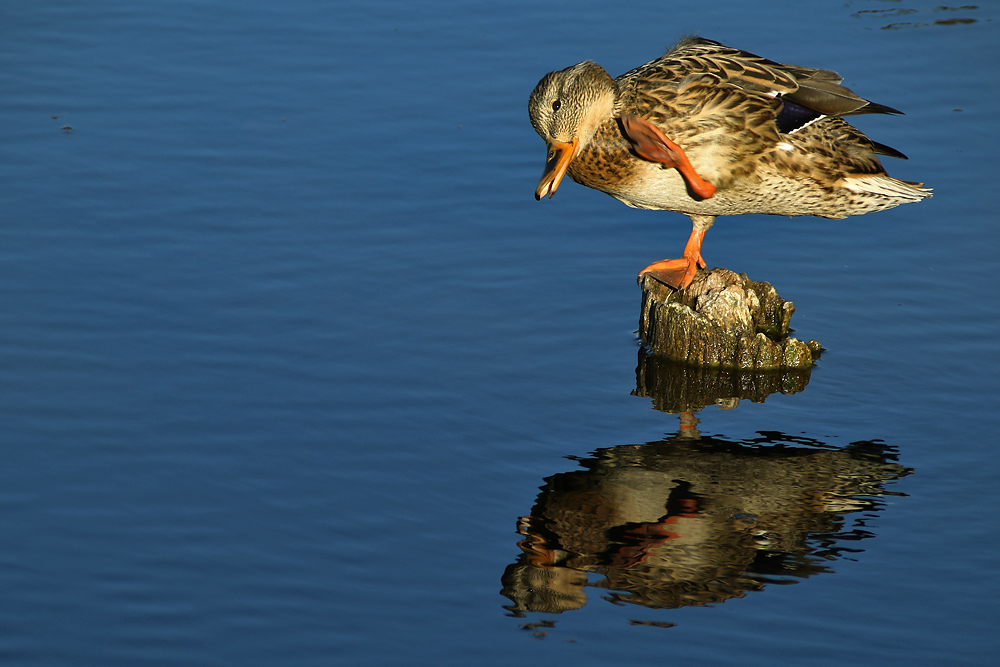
[528,62,618,200]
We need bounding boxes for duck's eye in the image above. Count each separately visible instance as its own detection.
[552,99,561,112]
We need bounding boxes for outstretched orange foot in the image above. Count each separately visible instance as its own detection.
[639,229,706,290]
[620,115,716,200]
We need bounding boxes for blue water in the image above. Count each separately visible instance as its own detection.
[1,1,997,665]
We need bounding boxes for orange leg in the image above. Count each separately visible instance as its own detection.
[639,227,707,290]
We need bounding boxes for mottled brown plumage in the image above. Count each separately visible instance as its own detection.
[529,37,930,289]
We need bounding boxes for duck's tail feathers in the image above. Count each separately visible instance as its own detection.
[843,174,932,202]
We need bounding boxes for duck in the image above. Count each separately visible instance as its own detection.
[528,37,930,289]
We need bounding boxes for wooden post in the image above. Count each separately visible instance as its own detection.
[638,269,821,370]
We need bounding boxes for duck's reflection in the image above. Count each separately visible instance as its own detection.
[502,420,909,615]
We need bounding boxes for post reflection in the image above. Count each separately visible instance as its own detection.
[501,351,910,616]
[633,347,813,414]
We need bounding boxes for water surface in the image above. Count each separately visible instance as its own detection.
[0,1,997,665]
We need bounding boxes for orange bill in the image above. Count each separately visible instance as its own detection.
[535,137,580,200]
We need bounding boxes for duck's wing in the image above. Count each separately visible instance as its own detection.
[617,40,788,186]
[622,37,901,133]
[616,37,912,187]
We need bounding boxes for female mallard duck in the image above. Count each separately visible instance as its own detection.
[528,37,930,289]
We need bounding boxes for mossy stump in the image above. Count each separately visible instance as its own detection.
[638,269,821,369]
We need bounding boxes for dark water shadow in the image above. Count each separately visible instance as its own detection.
[502,426,910,616]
